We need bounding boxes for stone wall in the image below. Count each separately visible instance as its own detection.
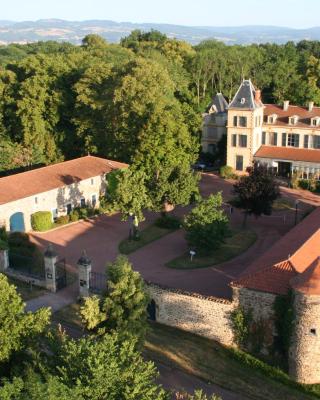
[146,283,235,346]
[289,291,320,384]
[233,286,276,320]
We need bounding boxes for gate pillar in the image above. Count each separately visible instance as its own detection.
[77,250,92,298]
[44,244,57,292]
[0,249,9,272]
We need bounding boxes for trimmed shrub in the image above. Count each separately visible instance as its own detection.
[0,226,8,243]
[69,210,80,222]
[31,211,53,232]
[87,207,95,217]
[298,179,309,190]
[8,232,30,247]
[155,215,181,230]
[78,207,88,219]
[0,239,8,250]
[55,215,70,226]
[220,165,235,179]
[8,232,44,275]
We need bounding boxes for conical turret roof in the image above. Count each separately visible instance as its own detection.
[229,79,263,110]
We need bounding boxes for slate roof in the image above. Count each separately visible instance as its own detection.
[229,79,263,110]
[231,207,320,295]
[0,156,127,205]
[206,93,228,114]
[264,104,320,128]
[254,146,320,164]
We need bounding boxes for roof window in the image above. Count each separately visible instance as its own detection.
[311,117,320,127]
[289,115,298,125]
[268,114,277,124]
[240,98,246,104]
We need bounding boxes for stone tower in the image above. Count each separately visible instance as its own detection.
[227,79,264,172]
[289,257,320,384]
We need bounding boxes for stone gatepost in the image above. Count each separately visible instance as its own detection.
[77,250,92,298]
[0,249,9,272]
[44,244,58,293]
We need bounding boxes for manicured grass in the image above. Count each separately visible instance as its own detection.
[145,322,319,400]
[8,276,47,301]
[272,198,295,211]
[166,229,257,269]
[119,224,177,255]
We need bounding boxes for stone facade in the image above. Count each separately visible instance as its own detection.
[0,175,106,232]
[289,291,320,384]
[226,106,264,173]
[202,113,227,153]
[146,283,235,346]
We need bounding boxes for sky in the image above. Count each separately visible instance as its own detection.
[1,0,319,28]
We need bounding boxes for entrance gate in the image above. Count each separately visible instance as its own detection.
[89,271,106,294]
[55,258,67,290]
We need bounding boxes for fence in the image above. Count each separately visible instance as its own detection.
[89,271,107,294]
[8,251,45,280]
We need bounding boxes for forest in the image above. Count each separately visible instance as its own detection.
[1,31,320,172]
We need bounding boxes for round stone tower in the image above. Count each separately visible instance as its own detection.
[289,258,320,384]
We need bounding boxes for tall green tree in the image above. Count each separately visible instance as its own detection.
[233,164,280,226]
[184,193,229,253]
[0,274,50,366]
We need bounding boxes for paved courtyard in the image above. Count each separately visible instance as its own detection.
[30,174,319,300]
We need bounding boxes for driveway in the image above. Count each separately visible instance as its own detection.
[30,173,318,300]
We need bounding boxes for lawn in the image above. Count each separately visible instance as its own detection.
[119,224,178,255]
[8,276,47,301]
[166,229,257,269]
[145,322,320,400]
[272,198,295,211]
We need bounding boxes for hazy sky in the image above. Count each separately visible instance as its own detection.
[1,0,318,28]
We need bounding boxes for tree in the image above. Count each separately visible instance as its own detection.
[81,255,149,345]
[233,164,280,226]
[107,167,150,237]
[0,274,50,365]
[184,193,229,253]
[0,335,168,400]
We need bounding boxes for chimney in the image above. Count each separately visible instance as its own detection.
[283,100,289,111]
[308,101,314,112]
[255,89,261,103]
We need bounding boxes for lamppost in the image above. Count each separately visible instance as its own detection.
[295,200,299,226]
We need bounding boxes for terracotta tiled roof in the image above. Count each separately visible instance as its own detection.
[0,156,127,205]
[254,145,320,163]
[291,258,320,295]
[264,104,320,128]
[232,207,320,295]
[232,260,297,295]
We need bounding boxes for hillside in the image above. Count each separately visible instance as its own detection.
[1,19,320,45]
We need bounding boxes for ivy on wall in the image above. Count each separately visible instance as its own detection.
[273,290,295,361]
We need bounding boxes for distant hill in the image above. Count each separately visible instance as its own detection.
[0,19,320,45]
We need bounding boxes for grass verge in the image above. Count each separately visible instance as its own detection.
[8,276,47,301]
[119,224,178,255]
[166,229,257,269]
[145,322,320,400]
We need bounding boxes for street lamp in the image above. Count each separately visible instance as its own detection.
[295,200,299,226]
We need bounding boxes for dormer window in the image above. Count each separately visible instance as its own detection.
[268,114,277,124]
[311,117,320,127]
[289,115,299,125]
[240,98,246,104]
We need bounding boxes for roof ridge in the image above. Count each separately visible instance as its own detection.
[0,155,121,182]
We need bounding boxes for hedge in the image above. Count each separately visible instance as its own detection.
[31,211,53,232]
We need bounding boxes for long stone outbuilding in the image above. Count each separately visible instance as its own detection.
[0,155,127,232]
